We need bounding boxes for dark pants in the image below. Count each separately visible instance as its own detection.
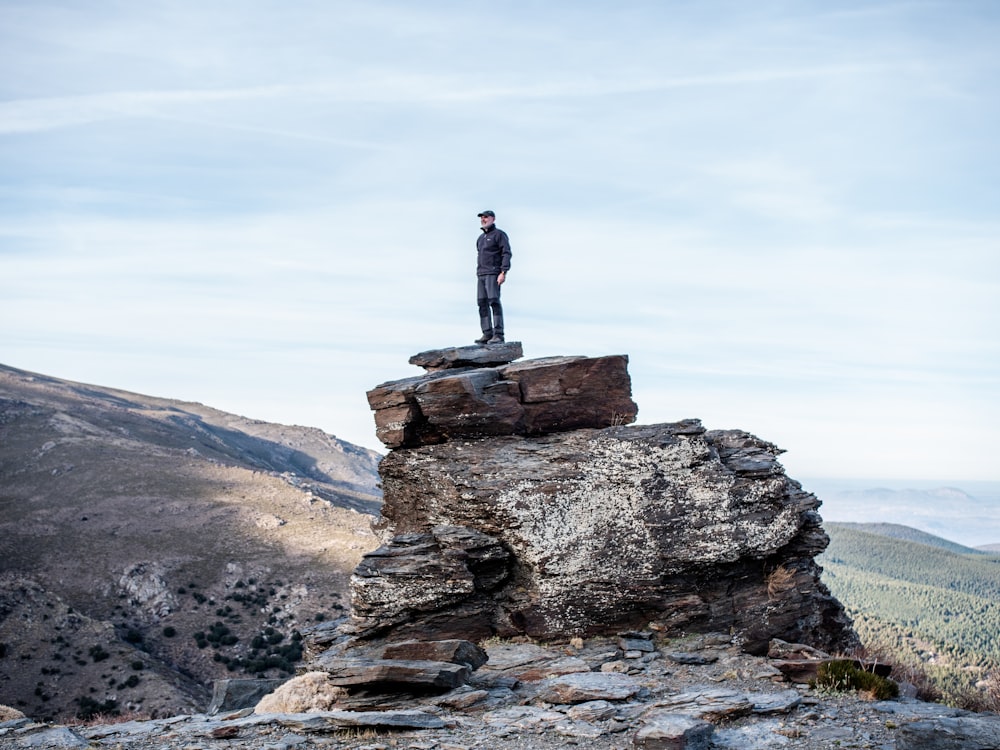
[477,274,504,337]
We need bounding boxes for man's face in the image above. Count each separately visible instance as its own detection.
[480,215,495,228]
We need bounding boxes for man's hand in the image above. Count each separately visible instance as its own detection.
[498,271,506,285]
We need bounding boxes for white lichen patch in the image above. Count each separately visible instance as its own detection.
[490,430,803,610]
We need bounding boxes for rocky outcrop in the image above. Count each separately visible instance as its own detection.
[284,348,856,726]
[354,400,856,652]
[358,349,856,653]
[367,348,638,448]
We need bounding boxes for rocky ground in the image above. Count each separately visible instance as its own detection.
[4,632,998,749]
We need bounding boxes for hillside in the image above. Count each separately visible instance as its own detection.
[821,522,1000,705]
[0,363,382,722]
[828,522,989,556]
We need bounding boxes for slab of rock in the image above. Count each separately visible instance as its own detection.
[667,652,719,665]
[380,639,488,669]
[480,642,557,671]
[634,712,715,750]
[311,657,471,692]
[248,709,446,731]
[434,686,490,709]
[650,687,754,721]
[409,343,524,371]
[750,689,803,714]
[622,637,656,653]
[873,701,972,719]
[567,699,618,722]
[9,727,90,748]
[512,656,591,682]
[895,716,1000,749]
[481,705,566,730]
[767,638,829,660]
[535,671,643,703]
[350,525,510,640]
[367,354,637,448]
[554,718,608,738]
[501,355,638,435]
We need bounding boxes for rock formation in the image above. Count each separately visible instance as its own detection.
[367,345,638,448]
[355,345,857,655]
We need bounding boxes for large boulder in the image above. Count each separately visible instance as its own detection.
[353,419,857,653]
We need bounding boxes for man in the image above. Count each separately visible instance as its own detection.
[475,210,511,345]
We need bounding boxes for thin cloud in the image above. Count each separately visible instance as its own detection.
[0,59,920,135]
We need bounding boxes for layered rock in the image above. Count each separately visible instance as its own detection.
[367,348,638,448]
[356,420,855,652]
[353,348,857,654]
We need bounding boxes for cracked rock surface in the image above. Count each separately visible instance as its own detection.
[9,633,994,749]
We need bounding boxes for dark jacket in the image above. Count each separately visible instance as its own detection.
[477,225,511,276]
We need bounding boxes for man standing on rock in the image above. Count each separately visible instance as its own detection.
[475,210,511,345]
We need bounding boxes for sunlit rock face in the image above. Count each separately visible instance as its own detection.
[355,351,857,655]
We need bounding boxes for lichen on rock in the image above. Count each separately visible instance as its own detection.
[352,351,857,654]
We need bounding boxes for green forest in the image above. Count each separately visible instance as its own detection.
[820,523,1000,707]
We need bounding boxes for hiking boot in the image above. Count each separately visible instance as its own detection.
[488,335,505,344]
[475,334,492,345]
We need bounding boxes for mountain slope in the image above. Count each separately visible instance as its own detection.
[828,522,988,556]
[0,363,382,721]
[821,523,1000,705]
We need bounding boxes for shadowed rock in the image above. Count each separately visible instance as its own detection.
[309,656,471,692]
[380,639,488,670]
[355,419,856,652]
[895,715,1000,749]
[635,712,716,749]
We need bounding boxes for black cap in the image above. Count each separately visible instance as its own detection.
[477,210,495,218]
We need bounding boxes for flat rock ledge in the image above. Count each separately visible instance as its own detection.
[367,353,638,448]
[409,342,524,371]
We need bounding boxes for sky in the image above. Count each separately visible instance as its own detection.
[1,1,998,482]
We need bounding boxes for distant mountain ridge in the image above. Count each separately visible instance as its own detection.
[0,363,382,721]
[805,478,1000,549]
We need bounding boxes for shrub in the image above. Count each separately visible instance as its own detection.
[811,660,899,700]
[123,629,141,644]
[75,696,118,721]
[88,645,110,663]
[162,626,177,638]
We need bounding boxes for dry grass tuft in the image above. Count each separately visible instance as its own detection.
[69,710,151,727]
[766,565,796,600]
[0,704,26,722]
